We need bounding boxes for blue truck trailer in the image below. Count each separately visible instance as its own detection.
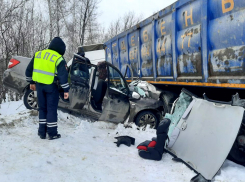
[104,0,245,99]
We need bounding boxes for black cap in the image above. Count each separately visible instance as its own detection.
[48,37,66,55]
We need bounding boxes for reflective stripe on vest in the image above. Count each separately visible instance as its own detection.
[33,69,55,76]
[32,49,62,84]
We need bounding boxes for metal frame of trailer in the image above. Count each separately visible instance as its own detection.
[104,0,245,89]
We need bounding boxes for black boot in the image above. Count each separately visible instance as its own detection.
[48,134,61,140]
[38,125,47,139]
[38,132,46,139]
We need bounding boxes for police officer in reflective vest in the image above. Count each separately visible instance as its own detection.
[25,37,69,140]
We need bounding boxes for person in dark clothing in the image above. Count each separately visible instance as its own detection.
[75,47,91,65]
[97,61,107,81]
[25,37,69,140]
[91,61,108,111]
[73,47,91,78]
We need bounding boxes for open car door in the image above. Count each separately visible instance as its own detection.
[68,54,90,109]
[99,63,130,123]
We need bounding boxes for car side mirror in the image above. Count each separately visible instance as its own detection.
[132,92,141,100]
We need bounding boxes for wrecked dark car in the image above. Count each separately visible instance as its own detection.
[59,58,166,128]
[2,47,173,128]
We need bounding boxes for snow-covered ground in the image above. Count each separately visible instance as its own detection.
[0,100,245,182]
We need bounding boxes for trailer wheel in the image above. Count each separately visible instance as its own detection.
[23,89,38,110]
[227,140,245,166]
[135,111,159,129]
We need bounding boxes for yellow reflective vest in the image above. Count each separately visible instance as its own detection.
[32,49,63,84]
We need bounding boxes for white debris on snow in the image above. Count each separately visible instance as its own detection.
[0,100,245,182]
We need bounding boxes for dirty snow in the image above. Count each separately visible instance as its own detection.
[0,100,245,182]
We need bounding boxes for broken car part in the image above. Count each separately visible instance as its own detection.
[114,136,135,147]
[167,98,244,180]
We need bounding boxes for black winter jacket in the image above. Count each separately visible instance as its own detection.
[25,37,70,92]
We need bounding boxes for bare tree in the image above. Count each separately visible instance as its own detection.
[0,0,25,66]
[104,11,142,41]
[62,0,100,60]
[0,0,50,102]
[47,0,53,41]
[123,11,142,31]
[0,0,26,102]
[0,0,141,104]
[79,0,99,45]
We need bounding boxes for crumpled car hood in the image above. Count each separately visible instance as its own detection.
[129,80,162,100]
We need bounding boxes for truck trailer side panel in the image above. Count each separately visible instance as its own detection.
[104,0,245,89]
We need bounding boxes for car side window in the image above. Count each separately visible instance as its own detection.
[71,62,89,81]
[108,66,128,95]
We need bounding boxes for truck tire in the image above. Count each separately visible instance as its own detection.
[135,111,159,129]
[23,89,38,110]
[227,140,245,166]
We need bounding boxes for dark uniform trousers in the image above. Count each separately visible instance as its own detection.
[36,83,59,137]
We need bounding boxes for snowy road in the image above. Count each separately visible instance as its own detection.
[0,100,245,182]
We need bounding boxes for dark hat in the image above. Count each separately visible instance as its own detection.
[48,37,66,55]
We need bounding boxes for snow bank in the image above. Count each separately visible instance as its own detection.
[0,101,245,182]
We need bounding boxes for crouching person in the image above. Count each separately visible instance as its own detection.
[25,37,70,140]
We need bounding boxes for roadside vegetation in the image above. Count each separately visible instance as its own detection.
[0,0,142,105]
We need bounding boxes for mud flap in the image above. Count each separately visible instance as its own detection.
[169,98,244,180]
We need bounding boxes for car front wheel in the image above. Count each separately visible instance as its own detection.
[135,111,159,129]
[23,89,38,110]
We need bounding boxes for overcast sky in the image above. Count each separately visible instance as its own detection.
[97,0,177,28]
